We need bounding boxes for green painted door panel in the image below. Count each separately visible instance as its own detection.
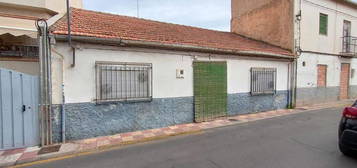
[193,61,227,122]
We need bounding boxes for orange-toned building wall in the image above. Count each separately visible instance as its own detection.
[231,0,295,51]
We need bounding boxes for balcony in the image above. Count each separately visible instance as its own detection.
[341,36,357,56]
[0,45,39,58]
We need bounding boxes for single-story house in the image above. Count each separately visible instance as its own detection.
[48,8,295,142]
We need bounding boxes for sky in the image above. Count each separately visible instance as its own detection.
[83,0,231,31]
[83,0,357,32]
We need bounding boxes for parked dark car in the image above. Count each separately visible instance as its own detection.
[339,101,357,156]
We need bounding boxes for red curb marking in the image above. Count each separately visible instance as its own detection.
[121,133,134,137]
[172,129,185,133]
[161,127,171,131]
[109,138,123,144]
[133,135,145,139]
[18,151,38,161]
[190,126,201,130]
[2,148,26,156]
[177,124,188,128]
[153,132,164,136]
[80,142,97,150]
[142,130,153,134]
[96,137,110,142]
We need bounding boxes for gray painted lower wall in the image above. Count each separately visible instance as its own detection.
[296,85,357,106]
[52,91,288,142]
[350,85,357,99]
[296,87,340,106]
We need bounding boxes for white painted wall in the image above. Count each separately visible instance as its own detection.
[299,0,357,54]
[294,0,357,90]
[0,61,39,75]
[350,58,357,85]
[52,43,291,104]
[297,52,357,88]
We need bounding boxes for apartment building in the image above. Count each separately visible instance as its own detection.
[232,0,357,106]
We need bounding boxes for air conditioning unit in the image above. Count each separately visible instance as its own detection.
[176,69,184,79]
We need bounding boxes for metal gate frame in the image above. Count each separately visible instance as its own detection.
[193,61,227,122]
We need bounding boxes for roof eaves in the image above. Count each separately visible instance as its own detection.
[332,0,357,9]
[53,34,294,59]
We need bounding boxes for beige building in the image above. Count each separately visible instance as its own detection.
[0,0,82,75]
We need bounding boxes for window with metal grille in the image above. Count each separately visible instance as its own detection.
[250,68,277,95]
[95,62,152,103]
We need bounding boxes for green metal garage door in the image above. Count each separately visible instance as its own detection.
[193,61,227,122]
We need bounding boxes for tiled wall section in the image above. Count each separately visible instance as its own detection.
[52,97,194,142]
[228,91,288,116]
[52,92,289,142]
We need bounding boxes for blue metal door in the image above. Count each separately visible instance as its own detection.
[0,68,39,150]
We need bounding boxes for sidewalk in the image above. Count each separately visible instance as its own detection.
[1,100,353,167]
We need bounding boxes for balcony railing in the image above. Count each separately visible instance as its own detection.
[341,36,357,56]
[0,45,39,57]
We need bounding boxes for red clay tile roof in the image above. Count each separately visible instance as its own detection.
[51,8,293,57]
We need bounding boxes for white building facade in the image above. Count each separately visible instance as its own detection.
[47,8,294,142]
[295,0,357,105]
[231,0,357,106]
[50,42,292,141]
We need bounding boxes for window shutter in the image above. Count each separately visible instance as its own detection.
[319,14,328,35]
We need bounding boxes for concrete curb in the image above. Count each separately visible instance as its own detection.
[8,130,203,168]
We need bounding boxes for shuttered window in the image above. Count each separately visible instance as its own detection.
[319,13,328,35]
[95,62,152,103]
[250,68,277,95]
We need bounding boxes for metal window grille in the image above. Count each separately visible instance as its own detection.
[342,36,357,54]
[95,62,152,103]
[0,45,39,57]
[250,68,277,95]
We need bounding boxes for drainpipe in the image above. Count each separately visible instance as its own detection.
[61,84,66,143]
[59,0,73,143]
[66,0,76,67]
[291,59,298,108]
[289,0,302,108]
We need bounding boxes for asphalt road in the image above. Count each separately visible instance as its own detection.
[23,107,357,168]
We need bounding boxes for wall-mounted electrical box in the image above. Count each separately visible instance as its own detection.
[176,69,184,79]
